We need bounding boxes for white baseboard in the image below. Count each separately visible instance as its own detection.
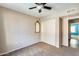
[41,40,59,48]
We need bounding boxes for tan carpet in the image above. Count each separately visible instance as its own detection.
[2,42,79,56]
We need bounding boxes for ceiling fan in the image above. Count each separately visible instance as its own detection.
[29,3,52,13]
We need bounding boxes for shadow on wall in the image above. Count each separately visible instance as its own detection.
[0,10,7,54]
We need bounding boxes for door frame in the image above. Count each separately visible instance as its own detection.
[59,17,63,47]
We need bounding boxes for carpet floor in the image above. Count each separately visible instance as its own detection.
[2,42,79,56]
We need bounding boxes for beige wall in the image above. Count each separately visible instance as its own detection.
[0,7,40,55]
[0,8,7,54]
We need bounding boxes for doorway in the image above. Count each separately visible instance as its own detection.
[68,18,79,48]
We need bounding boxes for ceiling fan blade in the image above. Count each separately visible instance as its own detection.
[39,9,42,13]
[35,3,46,5]
[29,7,37,9]
[41,3,47,5]
[35,3,41,5]
[43,6,52,10]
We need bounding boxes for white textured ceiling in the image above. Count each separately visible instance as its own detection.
[0,3,79,18]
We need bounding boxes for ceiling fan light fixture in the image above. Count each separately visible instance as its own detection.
[37,6,42,9]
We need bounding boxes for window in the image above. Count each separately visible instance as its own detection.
[70,23,78,35]
[35,20,40,33]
